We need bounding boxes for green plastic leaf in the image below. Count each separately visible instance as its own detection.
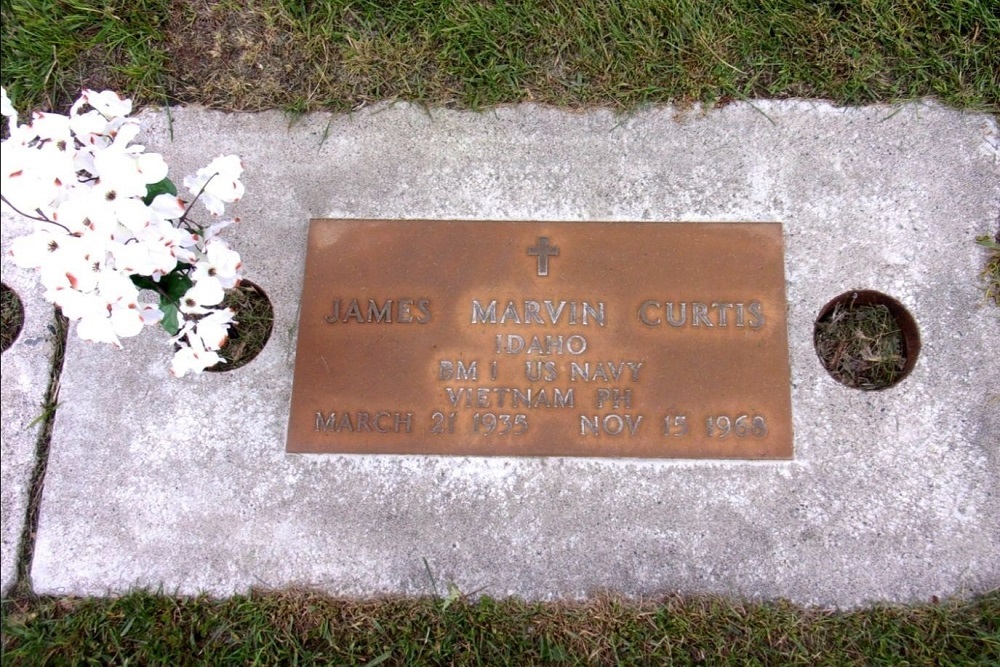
[160,271,194,302]
[130,270,192,301]
[160,301,180,335]
[129,274,158,291]
[143,177,178,206]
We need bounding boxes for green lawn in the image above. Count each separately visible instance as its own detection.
[4,589,998,665]
[2,0,997,114]
[1,1,998,663]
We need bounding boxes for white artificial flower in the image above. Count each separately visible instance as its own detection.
[28,111,74,147]
[8,228,64,270]
[183,155,244,216]
[113,198,155,233]
[193,307,236,350]
[71,89,132,120]
[169,310,234,377]
[3,88,247,375]
[108,121,141,149]
[148,193,186,222]
[67,107,109,137]
[139,305,164,326]
[10,231,105,296]
[75,303,142,347]
[179,277,224,313]
[165,229,201,266]
[46,254,102,296]
[136,152,169,182]
[202,216,238,242]
[0,116,77,216]
[96,270,141,305]
[68,110,117,161]
[107,235,176,278]
[192,237,242,288]
[22,113,79,188]
[54,192,108,236]
[64,271,154,348]
[170,342,222,377]
[93,149,164,202]
[56,290,107,329]
[78,186,147,237]
[0,167,60,219]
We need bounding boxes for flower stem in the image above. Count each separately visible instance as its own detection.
[0,195,71,232]
[177,172,219,227]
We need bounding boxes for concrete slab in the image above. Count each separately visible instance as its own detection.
[29,101,999,607]
[1,212,58,594]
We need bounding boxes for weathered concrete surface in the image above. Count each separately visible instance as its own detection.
[29,101,1000,607]
[1,213,58,594]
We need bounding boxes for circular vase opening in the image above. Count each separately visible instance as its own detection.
[207,279,275,372]
[813,290,920,391]
[1,283,25,353]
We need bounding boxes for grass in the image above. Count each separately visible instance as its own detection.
[2,589,998,665]
[0,283,24,352]
[814,301,907,390]
[1,1,999,662]
[208,280,275,372]
[0,0,173,114]
[2,0,998,114]
[11,308,67,602]
[978,234,1000,306]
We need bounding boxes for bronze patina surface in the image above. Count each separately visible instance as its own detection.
[288,220,793,458]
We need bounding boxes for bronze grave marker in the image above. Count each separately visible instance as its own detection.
[287,220,793,458]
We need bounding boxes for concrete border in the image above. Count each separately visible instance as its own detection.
[1,212,59,594]
[26,101,1000,607]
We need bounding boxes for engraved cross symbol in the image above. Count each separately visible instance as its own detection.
[527,236,559,277]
